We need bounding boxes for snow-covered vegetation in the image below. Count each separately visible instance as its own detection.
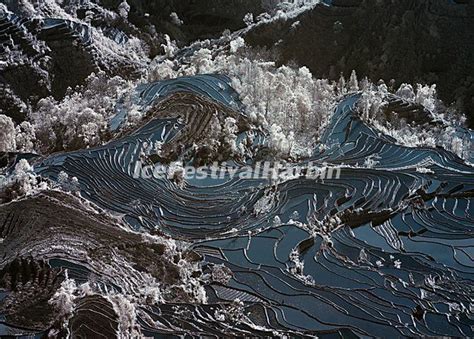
[358,82,471,160]
[1,1,473,337]
[3,36,471,161]
[1,1,471,163]
[147,38,471,160]
[147,44,339,158]
[29,72,133,153]
[0,159,50,202]
[260,0,324,22]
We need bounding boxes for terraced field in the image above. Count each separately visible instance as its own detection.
[1,74,473,337]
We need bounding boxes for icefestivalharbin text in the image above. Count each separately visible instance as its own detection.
[132,161,342,181]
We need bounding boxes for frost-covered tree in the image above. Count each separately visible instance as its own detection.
[356,80,471,160]
[15,121,36,153]
[243,13,254,26]
[29,72,130,153]
[118,0,130,19]
[337,74,346,96]
[348,70,359,92]
[161,35,178,58]
[190,48,213,74]
[359,76,370,91]
[395,83,415,101]
[415,84,437,112]
[57,171,79,192]
[170,12,183,26]
[358,84,388,122]
[148,59,177,81]
[230,37,245,54]
[0,159,50,202]
[0,114,16,152]
[261,0,321,19]
[222,117,239,154]
[268,124,294,156]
